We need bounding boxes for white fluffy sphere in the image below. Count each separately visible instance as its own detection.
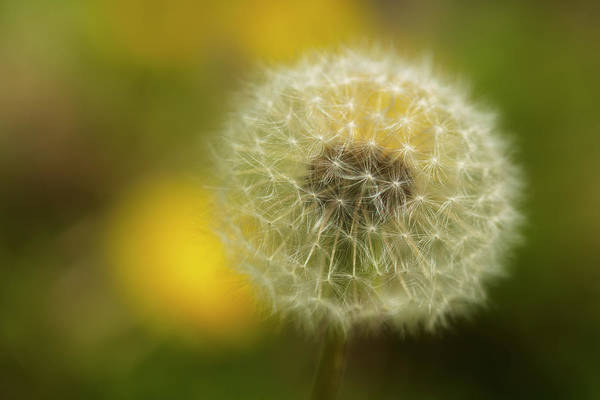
[217,49,522,332]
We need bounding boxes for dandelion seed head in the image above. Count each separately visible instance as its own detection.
[217,48,522,333]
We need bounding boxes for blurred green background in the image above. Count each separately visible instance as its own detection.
[1,1,599,399]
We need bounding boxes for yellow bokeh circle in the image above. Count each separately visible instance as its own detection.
[84,0,373,65]
[106,176,258,342]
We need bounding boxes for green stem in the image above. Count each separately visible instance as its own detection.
[310,330,349,400]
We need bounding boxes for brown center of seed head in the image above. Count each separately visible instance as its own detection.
[306,142,413,230]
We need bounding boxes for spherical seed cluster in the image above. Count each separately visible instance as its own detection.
[217,49,522,332]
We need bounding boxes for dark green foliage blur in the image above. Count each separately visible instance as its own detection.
[1,1,599,399]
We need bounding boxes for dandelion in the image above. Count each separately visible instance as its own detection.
[215,48,522,398]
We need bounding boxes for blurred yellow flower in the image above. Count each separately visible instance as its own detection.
[84,0,373,65]
[106,176,258,342]
[227,0,373,61]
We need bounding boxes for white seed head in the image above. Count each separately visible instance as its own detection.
[216,49,522,333]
